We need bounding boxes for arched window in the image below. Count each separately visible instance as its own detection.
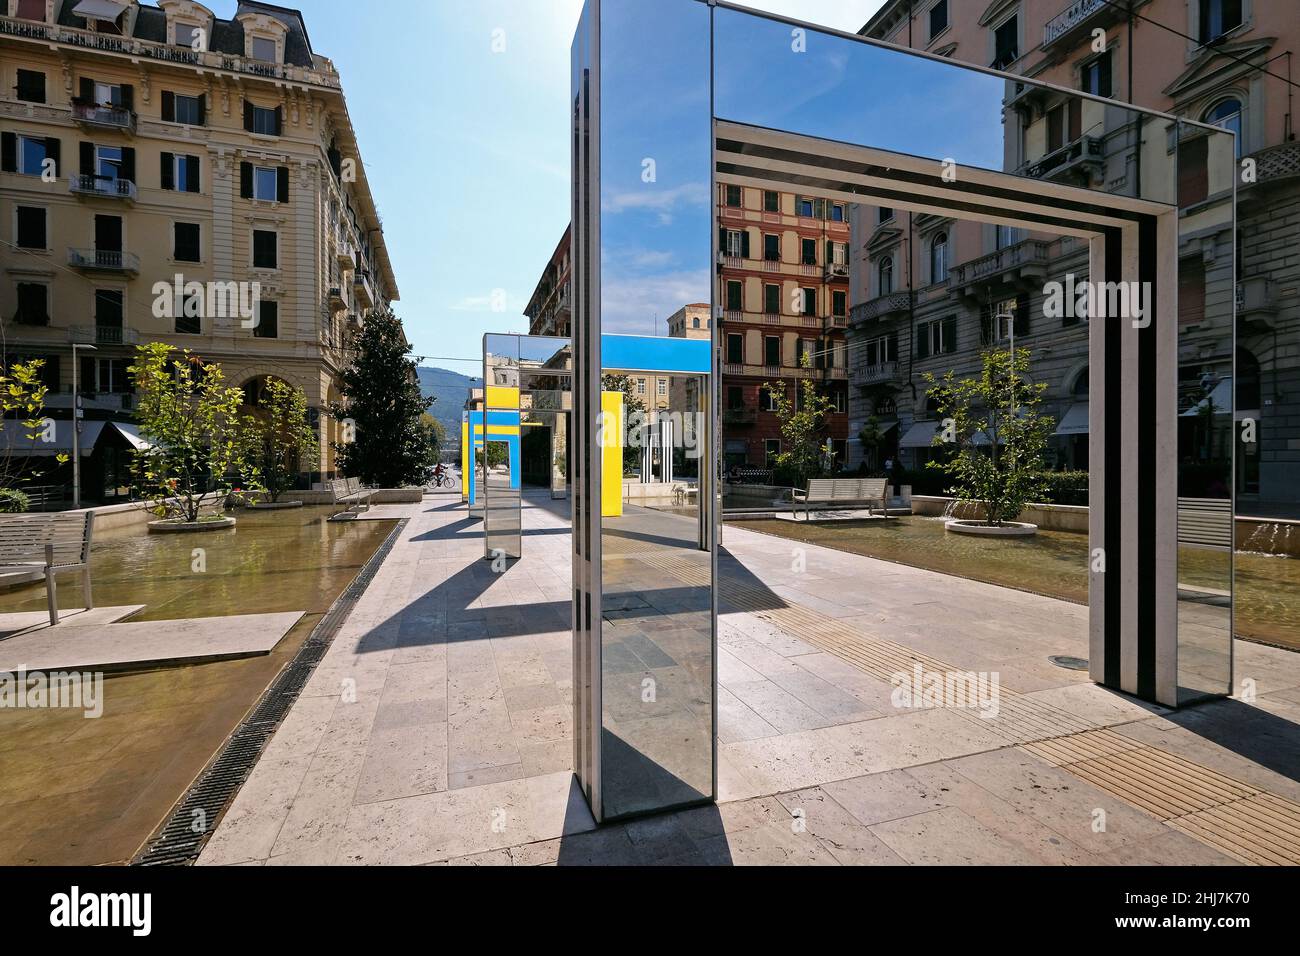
[1204,98,1243,158]
[692,317,700,329]
[930,232,949,284]
[1072,368,1090,399]
[878,256,894,295]
[1237,348,1261,411]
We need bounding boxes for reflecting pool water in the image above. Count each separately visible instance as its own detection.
[0,506,397,865]
[728,516,1300,652]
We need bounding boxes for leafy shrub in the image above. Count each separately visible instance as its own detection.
[0,488,31,513]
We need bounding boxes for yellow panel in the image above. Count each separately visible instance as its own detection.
[460,421,469,501]
[601,391,624,519]
[486,386,521,410]
[486,424,522,437]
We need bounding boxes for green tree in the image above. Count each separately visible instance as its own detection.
[601,373,645,477]
[858,415,885,471]
[332,308,434,487]
[763,355,836,488]
[244,378,317,503]
[1,358,67,496]
[420,412,446,462]
[922,347,1056,527]
[129,343,261,523]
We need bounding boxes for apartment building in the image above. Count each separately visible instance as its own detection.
[718,184,850,471]
[851,0,1297,518]
[524,227,571,339]
[0,0,398,501]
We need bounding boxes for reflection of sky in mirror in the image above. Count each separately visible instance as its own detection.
[715,8,1007,171]
[599,0,712,336]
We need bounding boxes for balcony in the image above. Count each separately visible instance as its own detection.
[854,361,901,387]
[1043,0,1113,51]
[948,239,1051,300]
[850,292,911,326]
[353,270,375,310]
[1244,141,1300,188]
[69,326,140,346]
[0,15,341,89]
[827,368,847,381]
[1018,135,1105,185]
[829,314,848,330]
[723,408,758,426]
[328,286,348,311]
[69,174,136,203]
[1237,277,1278,331]
[335,238,357,271]
[72,100,136,135]
[68,248,140,276]
[824,262,849,283]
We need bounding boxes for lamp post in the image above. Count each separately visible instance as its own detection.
[70,342,97,511]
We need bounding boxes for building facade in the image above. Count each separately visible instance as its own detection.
[851,0,1298,517]
[1,0,398,501]
[717,184,850,472]
[524,227,571,339]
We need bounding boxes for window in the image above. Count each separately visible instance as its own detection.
[13,282,49,326]
[1204,98,1243,159]
[915,316,957,359]
[797,198,814,217]
[692,317,700,329]
[992,16,1018,69]
[1199,0,1243,44]
[96,145,122,180]
[930,232,949,283]
[796,339,813,366]
[170,153,201,193]
[725,228,744,257]
[15,205,47,249]
[254,165,278,201]
[1082,52,1112,98]
[764,439,781,464]
[800,288,816,317]
[863,333,898,367]
[254,300,279,338]
[724,184,742,207]
[763,233,780,261]
[175,23,203,50]
[1178,134,1209,206]
[800,237,817,265]
[763,283,781,315]
[174,222,201,263]
[247,104,280,136]
[251,36,278,62]
[726,332,744,364]
[92,82,124,107]
[175,287,202,334]
[763,387,781,412]
[726,385,744,410]
[173,94,203,125]
[16,69,45,103]
[725,279,743,312]
[635,378,647,396]
[878,206,894,223]
[830,204,845,222]
[878,257,894,295]
[14,0,46,20]
[928,0,948,40]
[252,229,278,269]
[763,190,779,212]
[996,224,1017,250]
[19,134,52,176]
[95,289,123,328]
[832,290,847,318]
[657,379,668,398]
[763,335,781,367]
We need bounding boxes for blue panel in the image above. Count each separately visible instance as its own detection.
[601,334,711,375]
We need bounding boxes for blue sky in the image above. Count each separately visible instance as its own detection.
[285,0,888,371]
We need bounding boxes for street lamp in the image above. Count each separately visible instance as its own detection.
[70,342,97,511]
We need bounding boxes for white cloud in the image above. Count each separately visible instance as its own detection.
[600,269,712,335]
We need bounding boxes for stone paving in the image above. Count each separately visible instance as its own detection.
[199,494,1300,866]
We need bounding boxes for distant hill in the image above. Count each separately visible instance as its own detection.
[418,367,482,436]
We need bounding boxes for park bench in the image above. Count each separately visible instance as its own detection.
[329,477,373,515]
[1177,497,1233,550]
[0,511,95,626]
[792,478,891,521]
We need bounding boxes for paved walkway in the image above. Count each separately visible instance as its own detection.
[199,495,1300,866]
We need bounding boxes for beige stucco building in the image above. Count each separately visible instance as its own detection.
[1,0,398,500]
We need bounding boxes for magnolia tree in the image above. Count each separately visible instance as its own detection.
[0,358,66,512]
[244,378,316,503]
[923,347,1055,527]
[130,343,261,523]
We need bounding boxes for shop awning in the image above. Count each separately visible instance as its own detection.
[1,420,107,456]
[1182,378,1233,417]
[899,420,940,449]
[1055,403,1090,436]
[72,0,127,21]
[108,422,154,452]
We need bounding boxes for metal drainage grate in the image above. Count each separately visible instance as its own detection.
[1049,655,1090,671]
[131,518,408,866]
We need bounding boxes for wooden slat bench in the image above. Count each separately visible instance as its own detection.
[792,478,890,520]
[329,477,373,515]
[0,511,95,625]
[1178,497,1233,550]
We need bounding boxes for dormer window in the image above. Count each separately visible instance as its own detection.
[251,35,278,62]
[175,22,205,50]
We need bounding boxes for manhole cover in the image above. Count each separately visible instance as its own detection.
[1049,656,1089,671]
